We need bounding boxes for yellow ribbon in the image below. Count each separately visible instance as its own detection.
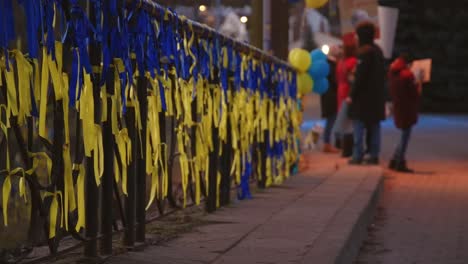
[75,164,86,232]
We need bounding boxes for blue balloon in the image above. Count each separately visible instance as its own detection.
[308,60,330,79]
[313,78,329,95]
[311,49,327,62]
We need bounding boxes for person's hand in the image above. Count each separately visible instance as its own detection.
[346,97,352,104]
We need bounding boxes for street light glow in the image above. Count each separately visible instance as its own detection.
[321,44,330,55]
[199,5,207,12]
[240,16,248,24]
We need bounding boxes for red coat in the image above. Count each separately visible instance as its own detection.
[388,58,420,129]
[336,57,357,111]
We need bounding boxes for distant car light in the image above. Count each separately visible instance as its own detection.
[240,16,248,24]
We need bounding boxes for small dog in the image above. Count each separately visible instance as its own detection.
[303,124,323,150]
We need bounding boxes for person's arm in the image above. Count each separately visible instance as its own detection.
[406,71,420,103]
[415,69,424,95]
[344,58,357,103]
[349,50,371,102]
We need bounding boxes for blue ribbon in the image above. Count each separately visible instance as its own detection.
[233,52,241,91]
[66,2,96,107]
[199,40,210,80]
[220,44,231,96]
[0,0,15,69]
[19,0,40,59]
[237,153,253,200]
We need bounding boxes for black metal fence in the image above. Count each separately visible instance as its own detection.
[0,0,300,261]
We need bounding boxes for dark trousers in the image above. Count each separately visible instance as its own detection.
[393,127,412,162]
[323,115,336,144]
[352,120,381,160]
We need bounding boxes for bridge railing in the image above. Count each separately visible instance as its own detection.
[0,0,300,261]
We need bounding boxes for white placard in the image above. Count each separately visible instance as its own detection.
[411,59,432,83]
[377,6,399,59]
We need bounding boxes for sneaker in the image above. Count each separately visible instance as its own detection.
[348,158,363,165]
[395,160,414,173]
[323,144,340,154]
[365,157,380,165]
[388,159,397,170]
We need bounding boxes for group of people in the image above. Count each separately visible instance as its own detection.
[319,22,422,173]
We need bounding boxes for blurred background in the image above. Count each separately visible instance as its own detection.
[158,0,468,113]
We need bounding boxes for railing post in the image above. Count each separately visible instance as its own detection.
[207,86,220,213]
[84,2,101,259]
[220,112,232,205]
[136,75,148,243]
[100,68,115,256]
[124,106,137,248]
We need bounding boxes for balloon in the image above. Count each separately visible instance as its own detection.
[313,78,329,95]
[311,49,327,62]
[288,48,311,73]
[305,0,329,9]
[308,60,330,79]
[297,73,314,96]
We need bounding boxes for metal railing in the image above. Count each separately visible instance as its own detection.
[0,0,300,262]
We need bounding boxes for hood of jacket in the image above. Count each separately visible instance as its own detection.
[390,58,407,73]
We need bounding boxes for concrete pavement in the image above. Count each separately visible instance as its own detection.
[107,153,383,264]
[356,115,468,264]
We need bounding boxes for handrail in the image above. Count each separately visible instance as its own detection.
[126,0,294,71]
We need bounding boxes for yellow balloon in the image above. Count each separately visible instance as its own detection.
[297,73,314,96]
[288,48,311,73]
[288,49,299,66]
[305,0,329,9]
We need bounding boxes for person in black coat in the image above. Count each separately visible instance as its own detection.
[347,22,386,164]
[321,50,339,153]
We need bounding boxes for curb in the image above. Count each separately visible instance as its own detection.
[301,167,384,264]
[336,168,384,264]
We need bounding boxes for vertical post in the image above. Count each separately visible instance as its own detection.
[157,109,167,214]
[136,75,148,243]
[206,84,219,213]
[263,0,272,51]
[124,106,137,248]
[270,0,290,60]
[219,113,232,205]
[100,69,115,256]
[207,125,219,213]
[251,0,264,49]
[84,2,100,259]
[84,157,99,258]
[257,132,267,189]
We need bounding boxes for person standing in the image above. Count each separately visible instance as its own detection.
[388,55,421,172]
[321,46,340,153]
[335,33,358,157]
[348,22,386,165]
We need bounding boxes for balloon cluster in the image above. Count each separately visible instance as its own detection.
[288,48,330,97]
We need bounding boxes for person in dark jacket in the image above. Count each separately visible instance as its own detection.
[388,55,421,172]
[321,47,340,153]
[348,22,386,165]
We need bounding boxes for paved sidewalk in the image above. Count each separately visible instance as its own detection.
[108,153,383,264]
[356,115,468,264]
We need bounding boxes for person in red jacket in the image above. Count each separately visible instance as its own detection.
[388,54,422,172]
[336,33,358,112]
[335,33,357,156]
